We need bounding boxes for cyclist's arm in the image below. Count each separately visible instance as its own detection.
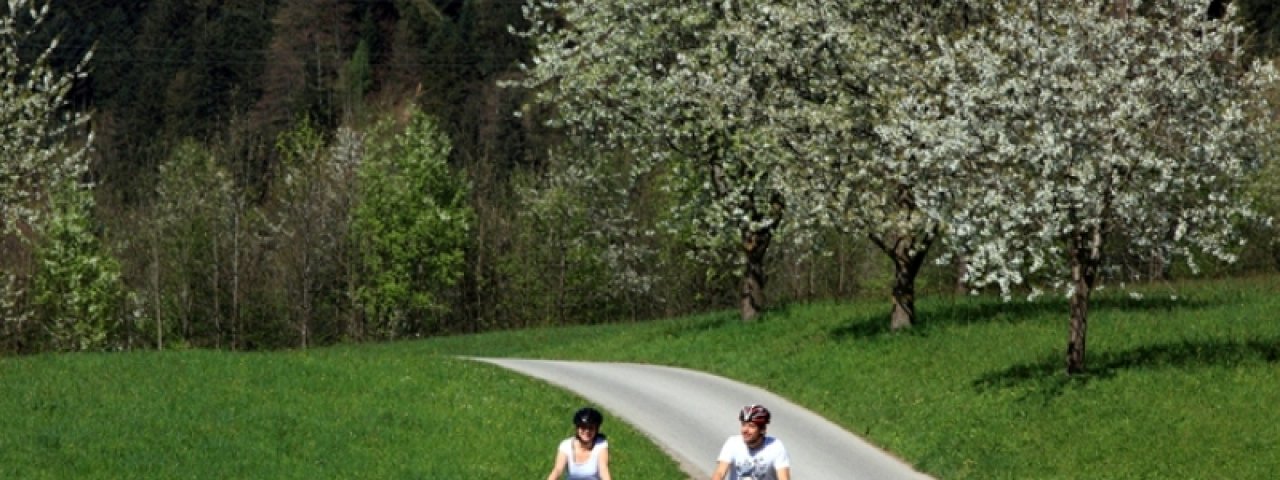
[545,450,567,480]
[710,460,730,480]
[597,446,612,480]
[776,465,791,480]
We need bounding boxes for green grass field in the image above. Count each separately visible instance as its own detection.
[2,274,1277,478]
[0,349,685,478]
[422,274,1280,479]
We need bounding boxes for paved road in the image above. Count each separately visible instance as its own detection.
[469,357,933,480]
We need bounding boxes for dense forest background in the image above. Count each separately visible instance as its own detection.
[3,0,1279,353]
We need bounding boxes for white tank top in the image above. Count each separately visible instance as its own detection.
[558,436,608,480]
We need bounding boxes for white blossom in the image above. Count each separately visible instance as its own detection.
[883,0,1274,296]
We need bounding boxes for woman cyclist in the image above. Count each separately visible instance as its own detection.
[546,406,612,480]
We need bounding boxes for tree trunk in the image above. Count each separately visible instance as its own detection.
[892,237,932,331]
[232,200,242,350]
[740,226,770,322]
[300,247,312,350]
[872,229,935,331]
[1066,225,1103,375]
[212,222,222,349]
[1066,256,1091,375]
[151,230,163,350]
[890,270,917,331]
[737,191,784,322]
[347,249,360,340]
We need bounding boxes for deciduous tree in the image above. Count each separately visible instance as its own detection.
[149,141,239,348]
[515,0,992,327]
[32,184,133,351]
[268,119,362,347]
[765,1,988,330]
[883,0,1276,374]
[1,0,114,352]
[1,0,92,237]
[513,0,793,320]
[353,109,471,338]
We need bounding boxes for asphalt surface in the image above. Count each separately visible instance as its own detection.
[469,357,934,480]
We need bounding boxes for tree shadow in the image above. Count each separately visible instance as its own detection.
[657,311,735,336]
[972,338,1280,402]
[828,310,923,340]
[829,294,1216,341]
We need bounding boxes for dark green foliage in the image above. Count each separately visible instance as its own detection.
[1232,0,1280,59]
[146,140,265,349]
[259,0,356,137]
[83,0,279,200]
[1239,128,1280,272]
[341,39,373,119]
[500,167,643,326]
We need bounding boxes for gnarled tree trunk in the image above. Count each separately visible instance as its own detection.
[740,227,770,321]
[871,225,937,331]
[738,194,784,322]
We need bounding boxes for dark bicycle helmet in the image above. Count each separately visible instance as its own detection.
[738,404,771,426]
[574,407,604,427]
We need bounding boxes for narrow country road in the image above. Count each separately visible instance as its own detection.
[469,357,933,480]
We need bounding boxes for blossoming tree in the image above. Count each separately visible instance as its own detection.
[1,0,92,237]
[882,0,1275,373]
[770,1,988,330]
[513,0,795,320]
[514,0,987,326]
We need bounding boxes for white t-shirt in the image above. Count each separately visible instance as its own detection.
[558,436,608,480]
[716,435,791,480]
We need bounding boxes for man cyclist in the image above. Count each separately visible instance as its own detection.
[711,404,791,480]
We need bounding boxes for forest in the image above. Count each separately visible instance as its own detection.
[3,0,1280,355]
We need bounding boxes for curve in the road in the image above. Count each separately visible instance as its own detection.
[468,357,933,480]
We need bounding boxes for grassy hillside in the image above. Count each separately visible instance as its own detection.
[424,274,1280,479]
[3,274,1276,478]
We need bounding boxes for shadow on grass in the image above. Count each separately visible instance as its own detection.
[973,338,1280,401]
[658,311,736,336]
[829,295,1216,341]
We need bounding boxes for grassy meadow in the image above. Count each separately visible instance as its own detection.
[0,349,685,478]
[2,274,1277,478]
[422,274,1280,479]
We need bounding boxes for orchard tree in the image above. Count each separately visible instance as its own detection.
[882,0,1276,374]
[513,0,791,320]
[766,1,989,330]
[514,0,995,326]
